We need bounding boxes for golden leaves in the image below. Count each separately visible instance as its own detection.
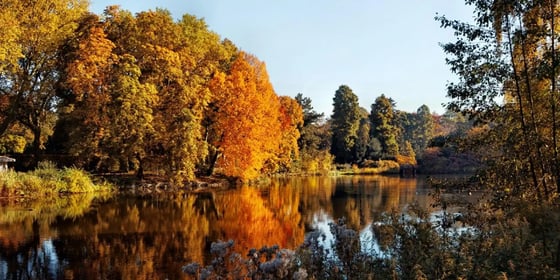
[209,53,285,181]
[66,24,116,101]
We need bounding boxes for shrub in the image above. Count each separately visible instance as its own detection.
[0,161,113,198]
[60,168,96,193]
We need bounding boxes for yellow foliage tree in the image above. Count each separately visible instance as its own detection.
[267,96,304,172]
[209,52,283,181]
[0,0,22,73]
[0,0,88,154]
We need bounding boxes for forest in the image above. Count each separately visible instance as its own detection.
[0,0,469,184]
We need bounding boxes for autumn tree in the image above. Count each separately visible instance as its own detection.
[330,85,361,163]
[208,52,283,181]
[127,9,206,183]
[270,96,304,172]
[51,7,237,182]
[0,0,21,73]
[0,0,88,157]
[54,13,117,168]
[370,94,399,158]
[88,7,234,183]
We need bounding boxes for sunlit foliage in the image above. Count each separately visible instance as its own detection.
[46,6,243,182]
[208,53,283,181]
[268,96,304,172]
[0,161,113,198]
[0,0,88,155]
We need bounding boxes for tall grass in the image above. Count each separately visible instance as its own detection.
[0,161,114,198]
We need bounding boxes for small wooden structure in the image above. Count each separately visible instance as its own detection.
[0,156,15,172]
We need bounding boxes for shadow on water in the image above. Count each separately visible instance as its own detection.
[0,175,438,279]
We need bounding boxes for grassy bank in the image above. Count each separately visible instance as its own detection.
[0,161,114,198]
[333,160,401,175]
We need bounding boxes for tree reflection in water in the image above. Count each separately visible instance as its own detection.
[0,175,431,279]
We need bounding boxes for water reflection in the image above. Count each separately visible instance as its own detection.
[0,175,432,279]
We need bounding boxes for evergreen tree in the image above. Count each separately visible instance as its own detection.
[295,93,325,152]
[412,104,434,155]
[354,108,371,162]
[330,85,361,163]
[370,94,399,158]
[295,93,324,127]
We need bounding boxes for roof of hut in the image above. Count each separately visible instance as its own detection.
[0,156,15,163]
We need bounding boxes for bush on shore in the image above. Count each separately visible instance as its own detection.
[0,161,113,198]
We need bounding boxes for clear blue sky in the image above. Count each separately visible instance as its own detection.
[89,1,474,116]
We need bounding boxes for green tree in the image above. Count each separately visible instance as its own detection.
[294,94,332,173]
[394,110,414,155]
[354,108,371,162]
[295,93,326,152]
[412,104,434,155]
[370,94,399,158]
[330,85,361,163]
[295,93,324,127]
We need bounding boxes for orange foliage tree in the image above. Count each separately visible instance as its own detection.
[209,53,283,181]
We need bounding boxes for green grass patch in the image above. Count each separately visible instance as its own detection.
[0,161,114,198]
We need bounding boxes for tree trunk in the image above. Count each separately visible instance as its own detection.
[32,127,42,162]
[136,154,144,180]
[205,150,220,176]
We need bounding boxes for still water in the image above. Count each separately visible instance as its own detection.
[0,175,435,279]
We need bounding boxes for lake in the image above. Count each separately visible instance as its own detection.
[0,175,437,279]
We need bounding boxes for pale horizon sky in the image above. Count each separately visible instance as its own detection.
[90,1,474,116]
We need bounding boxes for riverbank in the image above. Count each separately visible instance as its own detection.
[104,173,233,195]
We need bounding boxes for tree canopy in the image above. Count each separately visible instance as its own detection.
[330,85,361,163]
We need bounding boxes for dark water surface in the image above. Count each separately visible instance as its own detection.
[0,175,434,279]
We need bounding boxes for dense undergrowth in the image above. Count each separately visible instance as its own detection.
[0,161,114,198]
